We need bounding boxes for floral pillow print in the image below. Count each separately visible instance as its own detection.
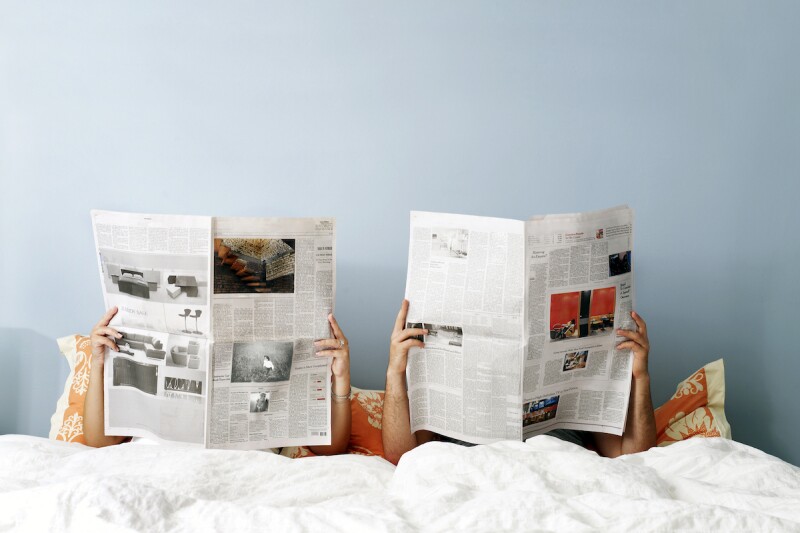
[654,358,731,445]
[282,387,385,459]
[50,335,93,444]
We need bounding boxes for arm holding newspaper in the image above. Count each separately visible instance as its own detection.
[383,300,437,465]
[310,314,352,455]
[84,307,127,448]
[592,311,657,458]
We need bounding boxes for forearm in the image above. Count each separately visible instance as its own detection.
[620,375,657,455]
[308,375,351,455]
[83,359,125,448]
[382,371,418,465]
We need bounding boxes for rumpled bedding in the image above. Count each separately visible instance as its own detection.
[0,434,798,532]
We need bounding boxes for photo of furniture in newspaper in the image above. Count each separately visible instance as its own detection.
[404,206,636,445]
[93,210,212,445]
[105,326,208,443]
[99,250,209,304]
[214,238,296,294]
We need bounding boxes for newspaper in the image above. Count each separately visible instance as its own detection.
[404,206,635,444]
[91,210,335,449]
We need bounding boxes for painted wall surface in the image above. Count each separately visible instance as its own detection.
[1,2,798,465]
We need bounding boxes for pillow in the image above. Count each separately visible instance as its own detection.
[281,387,385,458]
[50,335,92,444]
[654,358,731,446]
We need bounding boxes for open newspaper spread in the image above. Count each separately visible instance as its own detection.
[91,210,335,449]
[404,206,635,444]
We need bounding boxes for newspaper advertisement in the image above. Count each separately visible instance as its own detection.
[91,210,212,444]
[404,206,635,444]
[206,217,335,450]
[405,211,526,444]
[523,206,634,438]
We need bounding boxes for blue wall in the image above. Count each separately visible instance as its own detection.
[1,1,798,465]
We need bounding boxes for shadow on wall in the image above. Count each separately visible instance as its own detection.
[0,328,69,437]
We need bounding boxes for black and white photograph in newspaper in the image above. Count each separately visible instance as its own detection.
[164,377,203,395]
[430,228,469,259]
[99,249,209,304]
[249,391,271,413]
[115,330,168,361]
[214,238,296,294]
[231,340,294,383]
[165,336,204,369]
[112,357,159,395]
[406,323,463,347]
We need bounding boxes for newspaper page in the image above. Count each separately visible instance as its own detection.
[206,217,335,450]
[405,211,525,444]
[522,206,634,439]
[91,210,212,444]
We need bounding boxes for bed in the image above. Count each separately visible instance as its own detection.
[25,337,800,531]
[0,434,798,531]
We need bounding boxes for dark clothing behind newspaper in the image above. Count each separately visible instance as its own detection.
[438,429,591,448]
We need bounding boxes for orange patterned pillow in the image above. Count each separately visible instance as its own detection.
[50,335,93,444]
[654,358,731,446]
[282,387,385,458]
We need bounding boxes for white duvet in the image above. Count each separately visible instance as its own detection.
[0,435,798,532]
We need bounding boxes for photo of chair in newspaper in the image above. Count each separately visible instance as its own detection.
[549,287,616,341]
[523,395,560,427]
[249,392,271,413]
[562,350,589,372]
[231,340,293,383]
[214,238,296,294]
[431,228,469,259]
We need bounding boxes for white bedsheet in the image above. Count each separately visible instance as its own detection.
[0,434,798,532]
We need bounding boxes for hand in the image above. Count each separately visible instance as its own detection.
[388,300,427,376]
[315,314,350,385]
[91,307,121,365]
[616,311,650,380]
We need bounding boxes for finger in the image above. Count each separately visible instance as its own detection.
[616,329,649,349]
[95,307,119,328]
[315,338,345,350]
[400,338,424,350]
[616,332,646,350]
[328,314,345,340]
[631,311,647,335]
[393,299,410,334]
[95,337,119,352]
[616,340,644,352]
[615,329,643,341]
[394,328,428,343]
[315,349,346,359]
[93,326,122,339]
